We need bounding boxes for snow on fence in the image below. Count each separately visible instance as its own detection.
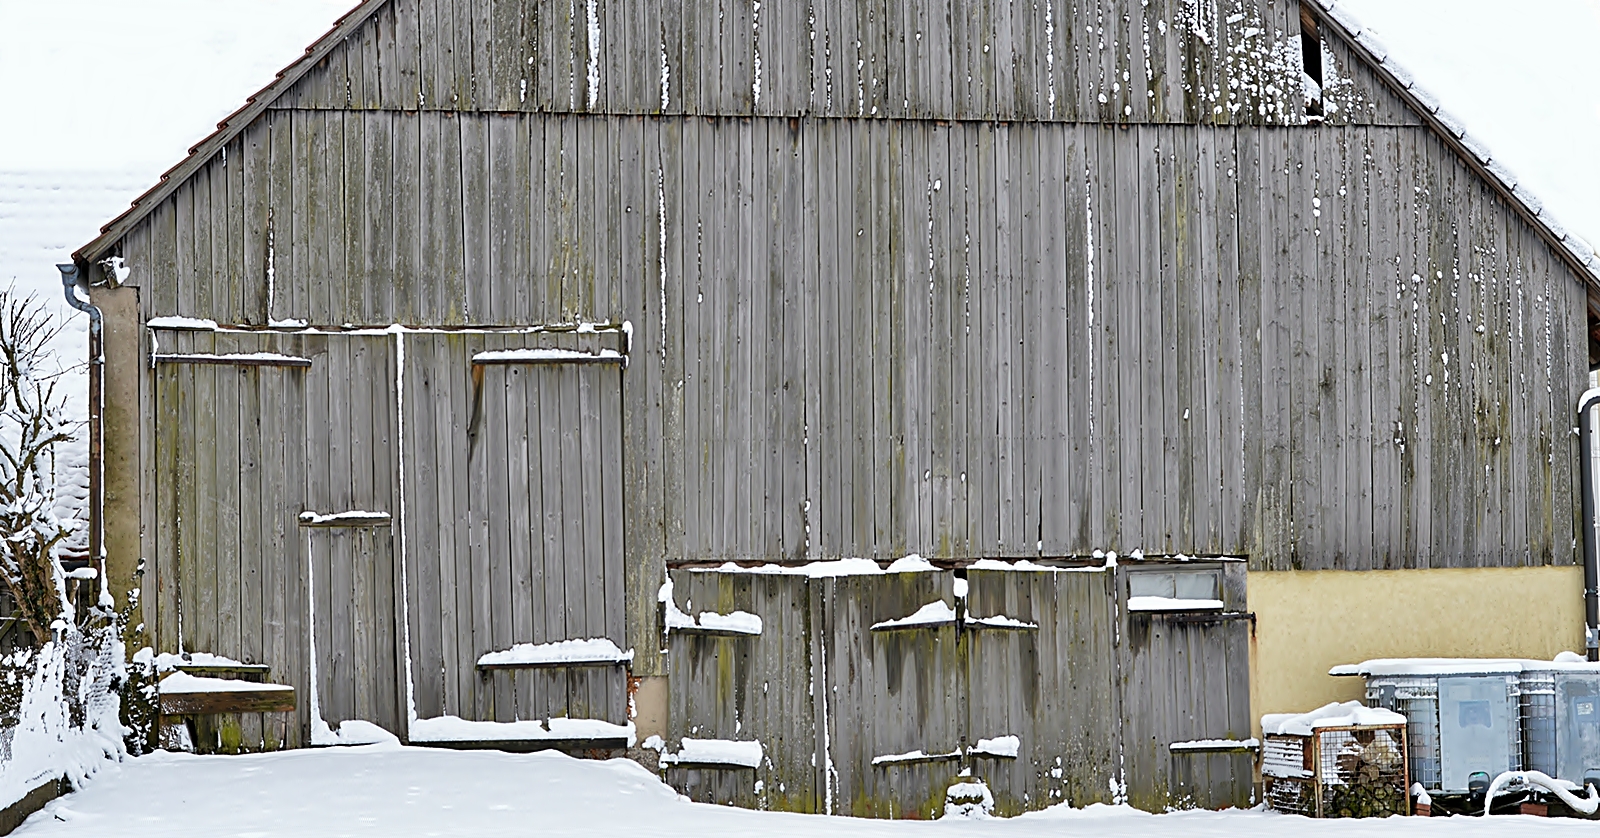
[0,626,125,810]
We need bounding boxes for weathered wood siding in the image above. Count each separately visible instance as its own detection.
[102,0,1595,810]
[664,564,1230,815]
[122,116,1589,583]
[268,0,1417,128]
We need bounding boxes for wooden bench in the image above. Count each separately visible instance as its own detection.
[158,666,296,753]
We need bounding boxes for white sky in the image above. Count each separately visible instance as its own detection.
[0,0,1594,255]
[1341,0,1600,251]
[0,0,358,173]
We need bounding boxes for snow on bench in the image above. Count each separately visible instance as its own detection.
[659,737,764,769]
[476,638,634,669]
[409,716,636,750]
[158,672,296,715]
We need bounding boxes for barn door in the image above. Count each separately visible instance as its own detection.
[298,334,403,740]
[819,572,965,819]
[152,329,402,747]
[401,331,627,732]
[1119,564,1254,811]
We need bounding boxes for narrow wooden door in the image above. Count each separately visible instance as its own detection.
[298,334,403,739]
[401,331,627,728]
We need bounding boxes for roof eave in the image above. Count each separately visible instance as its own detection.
[1306,1,1600,295]
[73,0,392,266]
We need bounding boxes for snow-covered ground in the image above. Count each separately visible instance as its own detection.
[9,745,1600,838]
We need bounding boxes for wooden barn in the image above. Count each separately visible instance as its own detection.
[67,0,1600,817]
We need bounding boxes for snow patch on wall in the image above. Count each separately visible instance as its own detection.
[660,737,763,769]
[409,715,635,746]
[870,600,956,631]
[476,638,632,667]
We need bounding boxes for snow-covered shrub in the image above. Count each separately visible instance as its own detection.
[0,627,125,807]
[0,291,84,646]
[0,290,127,806]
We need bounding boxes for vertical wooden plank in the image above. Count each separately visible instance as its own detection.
[364,112,397,325]
[393,111,421,326]
[493,360,519,721]
[1210,127,1245,555]
[213,338,243,663]
[461,115,490,322]
[800,114,824,557]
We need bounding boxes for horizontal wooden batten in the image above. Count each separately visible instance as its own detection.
[475,659,629,671]
[417,738,630,753]
[298,510,393,528]
[174,663,273,678]
[471,349,627,366]
[153,353,312,368]
[160,687,297,716]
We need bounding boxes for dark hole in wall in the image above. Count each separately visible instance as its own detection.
[1300,5,1324,117]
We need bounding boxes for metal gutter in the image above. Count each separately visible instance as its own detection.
[58,264,104,588]
[1579,387,1600,661]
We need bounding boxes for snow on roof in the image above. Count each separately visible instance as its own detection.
[1330,654,1600,677]
[1261,701,1406,736]
[1310,0,1599,286]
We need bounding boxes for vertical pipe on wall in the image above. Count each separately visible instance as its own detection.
[58,263,104,597]
[1578,387,1600,661]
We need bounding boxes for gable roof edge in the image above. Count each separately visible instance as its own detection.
[1308,0,1600,295]
[74,0,392,267]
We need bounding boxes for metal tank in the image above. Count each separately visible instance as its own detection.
[1340,660,1523,794]
[1521,662,1600,785]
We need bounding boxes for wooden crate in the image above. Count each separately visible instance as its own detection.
[1263,724,1409,818]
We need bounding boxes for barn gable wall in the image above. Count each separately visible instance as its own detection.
[261,0,1421,125]
[86,0,1600,811]
[117,112,1588,575]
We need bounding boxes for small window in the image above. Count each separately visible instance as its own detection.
[1127,567,1221,601]
[1300,4,1324,118]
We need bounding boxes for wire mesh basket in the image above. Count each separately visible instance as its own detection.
[1520,670,1557,775]
[1263,724,1410,818]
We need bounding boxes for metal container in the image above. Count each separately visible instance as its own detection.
[1529,668,1600,785]
[1519,669,1557,775]
[1363,667,1521,794]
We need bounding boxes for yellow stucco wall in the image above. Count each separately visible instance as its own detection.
[1251,566,1586,736]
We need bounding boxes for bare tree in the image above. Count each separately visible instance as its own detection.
[0,291,76,648]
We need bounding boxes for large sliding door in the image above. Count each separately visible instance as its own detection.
[401,330,628,731]
[152,329,402,746]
